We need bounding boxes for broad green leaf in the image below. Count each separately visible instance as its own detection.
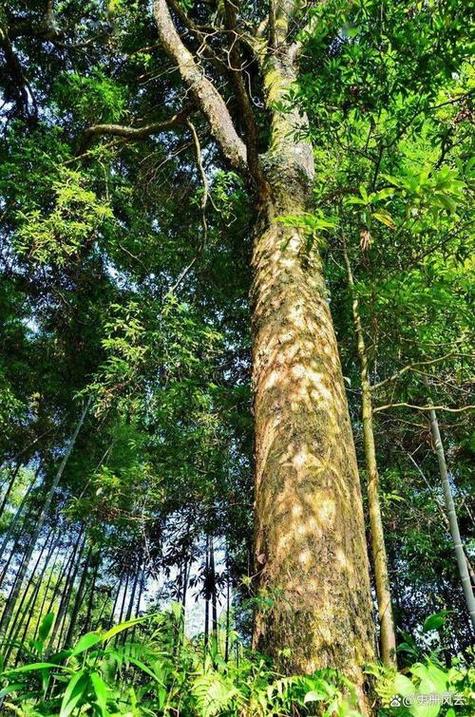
[394,673,416,697]
[60,670,89,717]
[70,631,102,657]
[304,689,326,703]
[422,611,450,632]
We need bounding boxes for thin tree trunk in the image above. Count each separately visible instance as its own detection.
[110,571,130,649]
[424,377,475,631]
[343,240,397,667]
[32,541,62,643]
[42,539,77,635]
[181,558,188,609]
[3,529,54,662]
[405,449,475,585]
[117,572,130,625]
[56,572,80,650]
[11,532,59,665]
[108,575,123,628]
[0,399,90,636]
[63,547,92,646]
[124,567,140,623]
[49,533,86,650]
[209,538,218,641]
[84,557,99,633]
[225,552,231,663]
[204,540,209,651]
[135,568,145,618]
[0,462,21,517]
[130,565,145,645]
[0,466,41,586]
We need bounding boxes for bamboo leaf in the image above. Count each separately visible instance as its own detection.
[91,672,109,716]
[70,631,102,657]
[100,616,144,642]
[38,612,55,643]
[2,662,69,675]
[60,670,89,717]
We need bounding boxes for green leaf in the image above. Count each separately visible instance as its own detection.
[0,683,23,698]
[394,673,416,697]
[38,612,55,643]
[359,184,369,202]
[128,657,160,682]
[2,662,69,675]
[91,672,109,716]
[371,187,396,202]
[60,670,89,717]
[304,689,326,703]
[70,631,102,657]
[422,611,450,633]
[100,616,144,642]
[372,210,396,229]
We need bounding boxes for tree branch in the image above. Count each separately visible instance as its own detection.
[371,352,472,391]
[374,403,475,414]
[223,1,262,186]
[153,0,247,171]
[79,110,189,153]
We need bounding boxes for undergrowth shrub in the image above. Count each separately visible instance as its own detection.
[0,606,473,716]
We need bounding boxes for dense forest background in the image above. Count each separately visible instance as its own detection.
[0,0,473,715]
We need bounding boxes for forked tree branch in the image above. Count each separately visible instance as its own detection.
[223,0,262,184]
[153,0,247,171]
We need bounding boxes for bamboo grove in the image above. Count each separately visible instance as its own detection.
[0,0,474,715]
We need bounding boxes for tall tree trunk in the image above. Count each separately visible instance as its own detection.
[56,552,84,650]
[343,240,397,667]
[3,528,53,662]
[108,574,123,628]
[224,552,231,663]
[251,58,375,698]
[209,537,218,640]
[11,532,59,665]
[180,558,189,609]
[204,539,210,651]
[153,0,375,699]
[124,566,140,624]
[424,378,475,631]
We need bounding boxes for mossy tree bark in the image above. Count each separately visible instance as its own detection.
[250,182,375,696]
